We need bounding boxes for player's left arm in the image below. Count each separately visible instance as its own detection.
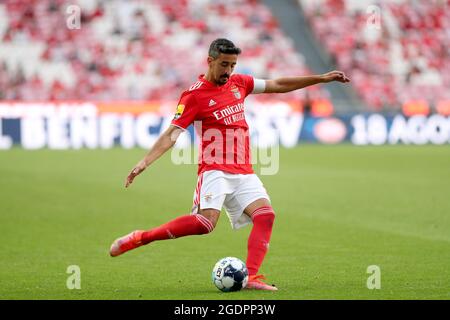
[262,70,350,94]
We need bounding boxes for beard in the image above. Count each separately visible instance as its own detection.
[218,74,229,84]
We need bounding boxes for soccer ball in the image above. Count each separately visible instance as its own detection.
[212,257,248,292]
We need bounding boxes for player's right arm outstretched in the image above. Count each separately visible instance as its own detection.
[125,125,183,188]
[126,90,197,188]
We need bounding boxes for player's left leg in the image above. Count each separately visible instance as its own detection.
[243,198,277,291]
[222,173,277,291]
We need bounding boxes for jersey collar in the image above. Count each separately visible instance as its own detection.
[199,74,230,89]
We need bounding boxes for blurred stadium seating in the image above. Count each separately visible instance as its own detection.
[1,0,448,115]
[0,0,449,147]
[0,0,326,102]
[300,0,449,113]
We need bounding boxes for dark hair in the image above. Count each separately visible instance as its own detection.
[208,38,241,58]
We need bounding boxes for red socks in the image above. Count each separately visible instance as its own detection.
[141,214,213,244]
[246,206,275,276]
[139,206,275,276]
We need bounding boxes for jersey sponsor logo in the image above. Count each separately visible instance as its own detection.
[213,103,244,120]
[173,104,185,120]
[209,99,216,107]
[231,85,241,99]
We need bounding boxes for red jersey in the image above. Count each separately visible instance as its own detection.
[171,74,256,176]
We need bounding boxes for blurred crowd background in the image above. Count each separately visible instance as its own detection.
[0,0,448,114]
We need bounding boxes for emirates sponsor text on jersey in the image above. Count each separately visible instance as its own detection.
[213,102,245,125]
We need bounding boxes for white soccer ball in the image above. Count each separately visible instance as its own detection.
[211,257,248,292]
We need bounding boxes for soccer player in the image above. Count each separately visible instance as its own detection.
[110,38,350,291]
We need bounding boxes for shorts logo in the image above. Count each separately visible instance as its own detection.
[173,104,185,120]
[231,85,241,99]
[204,193,213,202]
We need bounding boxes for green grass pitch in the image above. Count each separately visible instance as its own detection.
[0,145,449,299]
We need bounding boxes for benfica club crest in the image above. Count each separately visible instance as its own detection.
[231,85,241,99]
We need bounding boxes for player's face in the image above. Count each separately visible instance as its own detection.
[208,54,238,85]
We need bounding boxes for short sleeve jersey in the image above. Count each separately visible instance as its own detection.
[171,74,258,175]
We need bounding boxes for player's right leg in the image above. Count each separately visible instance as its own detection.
[110,172,224,257]
[109,209,219,257]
